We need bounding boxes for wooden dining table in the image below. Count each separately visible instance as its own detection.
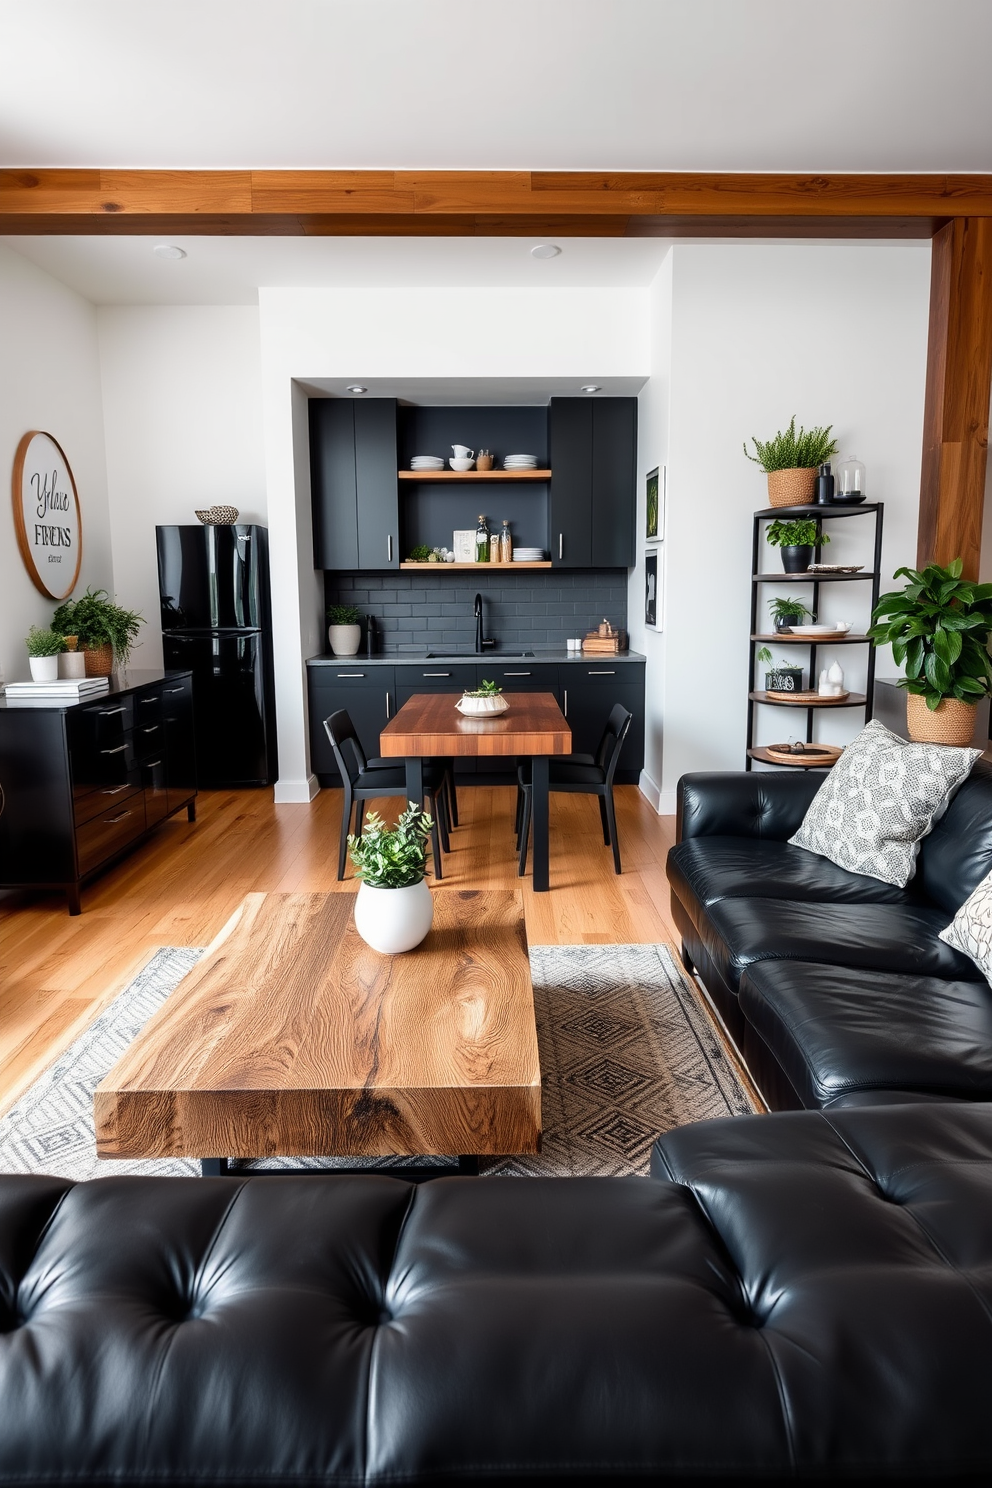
[379,691,572,891]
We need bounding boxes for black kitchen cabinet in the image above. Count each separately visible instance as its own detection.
[310,397,399,571]
[160,674,197,813]
[549,398,637,569]
[561,662,645,785]
[308,666,396,785]
[0,671,197,915]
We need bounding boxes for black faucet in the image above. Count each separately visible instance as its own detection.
[474,593,495,654]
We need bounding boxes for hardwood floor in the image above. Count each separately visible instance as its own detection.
[0,784,679,1119]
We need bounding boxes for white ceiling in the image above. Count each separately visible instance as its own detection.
[1,0,990,172]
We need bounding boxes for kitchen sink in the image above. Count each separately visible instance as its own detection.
[424,650,535,659]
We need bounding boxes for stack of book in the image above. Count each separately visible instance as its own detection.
[4,677,111,703]
[581,629,628,655]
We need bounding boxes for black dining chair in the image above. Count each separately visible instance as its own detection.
[516,704,632,877]
[324,709,450,882]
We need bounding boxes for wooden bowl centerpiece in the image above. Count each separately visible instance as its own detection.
[456,681,509,716]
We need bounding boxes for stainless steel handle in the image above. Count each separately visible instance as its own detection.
[140,725,160,734]
[387,534,393,562]
[145,758,163,768]
[558,533,563,560]
[139,696,157,704]
[336,672,365,678]
[504,671,532,676]
[588,670,616,675]
[99,785,129,795]
[104,810,133,824]
[385,691,392,720]
[423,671,450,677]
[98,706,125,717]
[164,686,184,694]
[563,689,568,717]
[101,744,128,755]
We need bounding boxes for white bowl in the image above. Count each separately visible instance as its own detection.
[456,694,509,716]
[787,622,853,636]
[449,457,475,471]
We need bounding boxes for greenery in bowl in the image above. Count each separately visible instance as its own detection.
[327,604,361,626]
[408,544,432,561]
[25,625,64,658]
[766,518,830,548]
[462,680,503,698]
[744,416,838,472]
[769,596,815,624]
[868,558,992,710]
[51,588,143,666]
[347,804,433,887]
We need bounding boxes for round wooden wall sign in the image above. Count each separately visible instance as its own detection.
[11,430,82,600]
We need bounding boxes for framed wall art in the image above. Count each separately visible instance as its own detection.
[645,549,662,630]
[645,465,665,543]
[12,430,82,600]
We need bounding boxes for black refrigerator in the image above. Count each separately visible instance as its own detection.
[156,524,277,787]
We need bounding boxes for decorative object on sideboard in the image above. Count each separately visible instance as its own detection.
[766,516,830,574]
[836,455,867,503]
[348,804,435,955]
[194,505,240,524]
[58,635,87,679]
[457,680,509,716]
[868,557,992,746]
[12,430,83,601]
[25,626,63,682]
[769,596,815,633]
[756,648,803,693]
[744,417,838,508]
[327,603,362,657]
[646,466,665,543]
[51,588,144,676]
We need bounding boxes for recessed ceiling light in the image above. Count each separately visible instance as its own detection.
[152,244,186,260]
[346,385,367,394]
[530,244,561,259]
[581,384,602,394]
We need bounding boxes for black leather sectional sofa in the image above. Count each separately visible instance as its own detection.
[668,760,992,1111]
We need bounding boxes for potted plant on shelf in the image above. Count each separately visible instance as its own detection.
[766,516,830,574]
[756,647,804,693]
[51,588,143,676]
[348,804,436,954]
[327,603,362,657]
[768,596,815,633]
[456,679,509,716]
[24,626,64,682]
[868,558,992,745]
[744,416,838,507]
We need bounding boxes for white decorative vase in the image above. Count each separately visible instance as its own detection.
[354,879,434,954]
[29,655,59,682]
[456,694,510,716]
[59,651,87,679]
[329,623,362,657]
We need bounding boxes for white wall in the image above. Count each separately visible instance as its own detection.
[0,243,112,687]
[637,243,932,813]
[257,286,650,799]
[98,306,266,667]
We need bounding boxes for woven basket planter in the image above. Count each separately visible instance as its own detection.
[766,468,817,508]
[906,692,977,746]
[83,643,114,677]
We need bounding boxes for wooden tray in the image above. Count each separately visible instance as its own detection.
[762,688,853,704]
[764,742,843,765]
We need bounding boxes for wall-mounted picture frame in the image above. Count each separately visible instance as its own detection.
[645,549,662,630]
[12,430,82,600]
[645,465,665,543]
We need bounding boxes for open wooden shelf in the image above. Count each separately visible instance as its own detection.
[751,633,870,645]
[399,470,551,481]
[750,690,867,708]
[748,746,840,768]
[400,561,552,571]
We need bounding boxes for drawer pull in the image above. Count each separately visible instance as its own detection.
[145,758,163,768]
[423,671,451,678]
[140,725,160,734]
[336,672,365,678]
[588,670,616,676]
[101,744,128,755]
[504,671,532,677]
[563,689,568,717]
[138,696,157,705]
[99,785,129,795]
[104,810,133,824]
[97,706,126,717]
[164,686,185,694]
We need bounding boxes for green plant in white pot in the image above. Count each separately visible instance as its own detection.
[25,625,64,682]
[327,603,362,657]
[348,803,435,954]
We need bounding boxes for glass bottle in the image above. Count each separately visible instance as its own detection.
[475,514,490,563]
[500,519,512,564]
[490,531,501,563]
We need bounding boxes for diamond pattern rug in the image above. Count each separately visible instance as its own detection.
[0,943,758,1182]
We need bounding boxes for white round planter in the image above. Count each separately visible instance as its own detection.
[329,623,362,657]
[456,694,509,716]
[28,655,59,682]
[354,878,434,954]
[59,650,87,679]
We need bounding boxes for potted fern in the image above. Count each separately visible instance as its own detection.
[327,603,362,657]
[348,803,436,954]
[744,417,838,508]
[51,588,143,676]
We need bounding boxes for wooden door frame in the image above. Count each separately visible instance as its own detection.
[3,168,990,574]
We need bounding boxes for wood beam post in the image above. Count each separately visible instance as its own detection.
[918,217,992,578]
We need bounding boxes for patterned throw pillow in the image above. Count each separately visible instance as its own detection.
[789,719,980,887]
[940,867,992,983]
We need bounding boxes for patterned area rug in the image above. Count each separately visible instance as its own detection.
[0,943,757,1182]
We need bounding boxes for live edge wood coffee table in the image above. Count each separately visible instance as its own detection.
[95,888,541,1177]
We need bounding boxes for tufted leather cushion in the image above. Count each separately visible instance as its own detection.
[697,896,977,995]
[916,758,992,914]
[678,770,825,843]
[669,837,916,916]
[740,960,992,1107]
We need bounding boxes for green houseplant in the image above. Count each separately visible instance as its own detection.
[51,588,143,675]
[348,804,436,954]
[457,678,509,716]
[25,625,64,682]
[744,416,838,507]
[766,517,830,574]
[868,558,992,744]
[756,646,803,693]
[769,596,815,632]
[327,602,362,658]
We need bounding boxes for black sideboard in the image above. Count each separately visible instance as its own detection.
[0,669,197,915]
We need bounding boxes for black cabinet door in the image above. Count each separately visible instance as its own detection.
[549,398,592,568]
[561,665,645,783]
[164,634,268,788]
[310,400,359,570]
[160,675,197,813]
[592,399,637,567]
[308,668,395,784]
[355,399,399,570]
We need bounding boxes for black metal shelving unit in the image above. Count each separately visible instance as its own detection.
[746,501,884,769]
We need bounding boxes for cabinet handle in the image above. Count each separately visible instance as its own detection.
[504,671,532,676]
[101,744,128,755]
[145,758,163,768]
[559,533,563,560]
[99,785,129,795]
[164,686,184,694]
[104,810,133,824]
[588,670,616,675]
[336,672,365,678]
[387,534,393,562]
[563,689,568,717]
[423,671,451,678]
[139,696,157,705]
[385,691,392,719]
[140,725,160,734]
[97,706,126,717]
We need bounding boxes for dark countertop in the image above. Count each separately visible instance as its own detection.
[307,649,645,667]
[0,668,192,711]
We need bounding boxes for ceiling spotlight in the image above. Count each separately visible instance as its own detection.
[152,244,187,260]
[581,384,602,394]
[346,384,367,394]
[530,244,561,259]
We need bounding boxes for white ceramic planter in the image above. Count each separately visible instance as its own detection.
[456,694,509,716]
[354,878,434,954]
[28,655,59,682]
[328,623,362,657]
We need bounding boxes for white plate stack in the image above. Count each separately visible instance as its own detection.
[410,455,445,472]
[503,454,539,470]
[512,547,546,562]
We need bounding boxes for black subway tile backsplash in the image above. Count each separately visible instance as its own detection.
[324,569,628,651]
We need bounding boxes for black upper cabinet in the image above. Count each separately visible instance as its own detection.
[310,398,399,571]
[549,397,637,569]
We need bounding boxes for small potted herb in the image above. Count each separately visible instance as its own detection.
[51,588,143,675]
[756,647,804,693]
[744,416,838,507]
[327,603,362,657]
[769,596,815,633]
[766,516,830,574]
[348,803,435,954]
[456,679,509,716]
[25,626,64,682]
